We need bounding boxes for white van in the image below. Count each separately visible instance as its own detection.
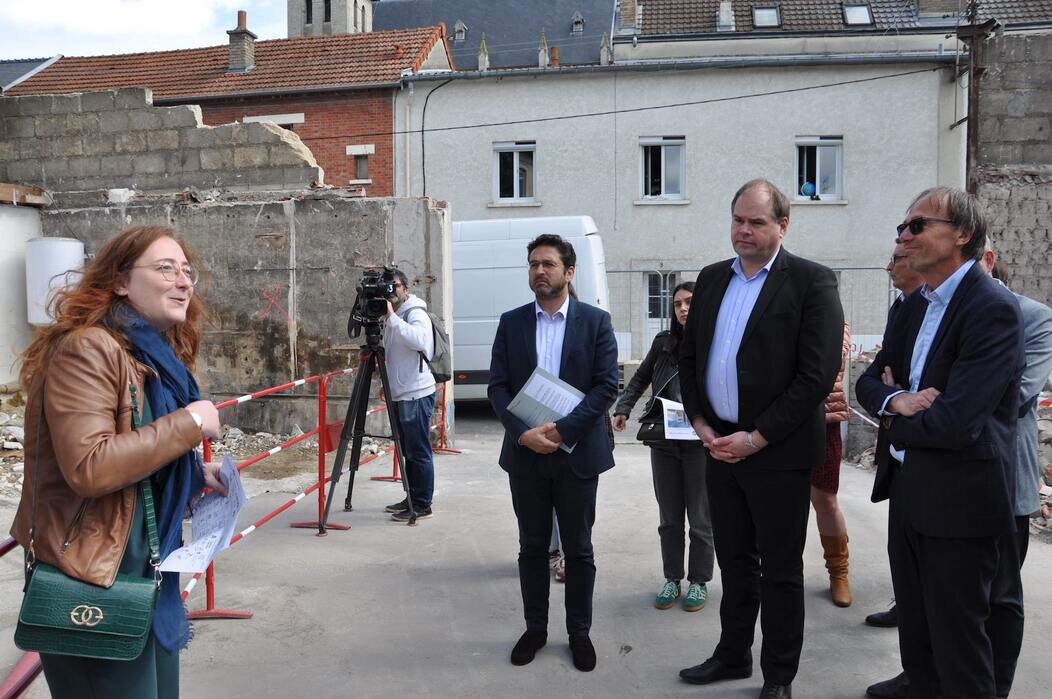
[452,216,610,400]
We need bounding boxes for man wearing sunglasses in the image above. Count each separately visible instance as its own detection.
[857,188,1024,698]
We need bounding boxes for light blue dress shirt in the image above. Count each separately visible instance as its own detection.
[886,259,975,462]
[705,250,780,424]
[535,296,569,377]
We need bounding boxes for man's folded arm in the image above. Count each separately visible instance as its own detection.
[888,300,1023,450]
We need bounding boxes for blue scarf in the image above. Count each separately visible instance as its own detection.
[121,309,204,653]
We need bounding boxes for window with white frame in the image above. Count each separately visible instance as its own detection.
[753,6,781,28]
[493,141,536,201]
[796,136,842,201]
[346,143,375,184]
[843,3,874,26]
[647,272,678,319]
[640,136,685,200]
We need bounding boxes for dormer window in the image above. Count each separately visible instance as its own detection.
[843,3,874,26]
[454,19,467,42]
[571,11,585,34]
[752,6,781,29]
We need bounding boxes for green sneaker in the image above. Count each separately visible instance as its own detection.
[655,580,681,609]
[683,582,707,612]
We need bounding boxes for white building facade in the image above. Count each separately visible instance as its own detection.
[392,32,966,358]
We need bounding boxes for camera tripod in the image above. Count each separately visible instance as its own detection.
[318,326,417,532]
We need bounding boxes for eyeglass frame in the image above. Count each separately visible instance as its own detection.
[895,216,955,238]
[130,259,199,285]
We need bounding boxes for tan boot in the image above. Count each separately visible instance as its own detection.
[820,534,852,607]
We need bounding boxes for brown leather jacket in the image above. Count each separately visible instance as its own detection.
[11,327,202,587]
[824,323,852,423]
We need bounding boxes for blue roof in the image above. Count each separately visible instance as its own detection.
[374,0,615,70]
[0,57,55,92]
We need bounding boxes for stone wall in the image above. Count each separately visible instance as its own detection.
[0,88,323,193]
[976,33,1052,306]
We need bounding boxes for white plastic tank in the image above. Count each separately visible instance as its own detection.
[25,237,85,326]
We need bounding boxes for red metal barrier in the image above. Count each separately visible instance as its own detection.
[187,368,356,619]
[0,653,41,699]
[434,382,461,455]
[0,536,42,699]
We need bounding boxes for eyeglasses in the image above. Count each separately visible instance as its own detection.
[133,261,199,285]
[895,217,954,237]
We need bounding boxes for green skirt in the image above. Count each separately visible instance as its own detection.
[39,493,180,699]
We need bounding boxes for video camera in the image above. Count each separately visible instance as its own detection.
[348,267,398,340]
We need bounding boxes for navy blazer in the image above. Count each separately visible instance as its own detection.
[488,297,619,479]
[856,263,1024,538]
[680,248,845,470]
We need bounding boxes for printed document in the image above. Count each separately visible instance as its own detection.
[507,367,585,454]
[658,398,700,441]
[160,454,247,573]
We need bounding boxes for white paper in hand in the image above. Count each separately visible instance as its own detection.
[159,454,246,573]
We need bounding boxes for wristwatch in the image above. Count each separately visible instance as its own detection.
[188,409,204,429]
[745,432,759,450]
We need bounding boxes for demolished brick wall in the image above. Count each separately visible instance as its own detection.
[0,88,452,434]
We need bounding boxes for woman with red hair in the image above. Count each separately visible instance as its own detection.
[11,225,225,698]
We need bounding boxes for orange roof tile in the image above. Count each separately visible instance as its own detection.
[8,26,450,100]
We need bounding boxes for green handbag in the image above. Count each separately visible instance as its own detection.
[14,384,161,661]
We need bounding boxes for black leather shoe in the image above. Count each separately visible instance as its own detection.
[866,672,909,698]
[864,604,899,628]
[679,657,753,685]
[569,634,596,672]
[510,631,546,666]
[759,684,792,699]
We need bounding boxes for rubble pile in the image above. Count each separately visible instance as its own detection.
[0,398,26,507]
[1032,401,1052,543]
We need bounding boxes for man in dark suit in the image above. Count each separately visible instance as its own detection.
[857,187,1024,698]
[677,179,844,699]
[488,234,618,673]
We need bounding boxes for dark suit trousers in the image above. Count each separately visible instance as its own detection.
[508,459,598,637]
[707,459,811,685]
[987,515,1028,697]
[889,472,1002,698]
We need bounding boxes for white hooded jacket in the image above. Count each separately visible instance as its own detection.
[382,293,436,401]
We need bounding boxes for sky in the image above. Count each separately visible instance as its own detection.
[0,0,289,60]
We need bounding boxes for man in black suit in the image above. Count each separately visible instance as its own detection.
[677,179,844,699]
[857,187,1024,698]
[488,234,618,672]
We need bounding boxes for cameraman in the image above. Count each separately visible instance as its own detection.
[382,268,437,521]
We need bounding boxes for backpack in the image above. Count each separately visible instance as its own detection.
[408,307,452,384]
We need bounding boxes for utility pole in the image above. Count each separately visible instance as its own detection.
[957,0,999,194]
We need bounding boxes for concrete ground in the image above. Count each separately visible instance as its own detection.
[3,403,1052,697]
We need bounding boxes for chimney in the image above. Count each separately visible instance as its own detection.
[478,33,490,72]
[227,10,257,73]
[549,46,560,68]
[538,31,549,68]
[600,32,612,65]
[716,1,736,32]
